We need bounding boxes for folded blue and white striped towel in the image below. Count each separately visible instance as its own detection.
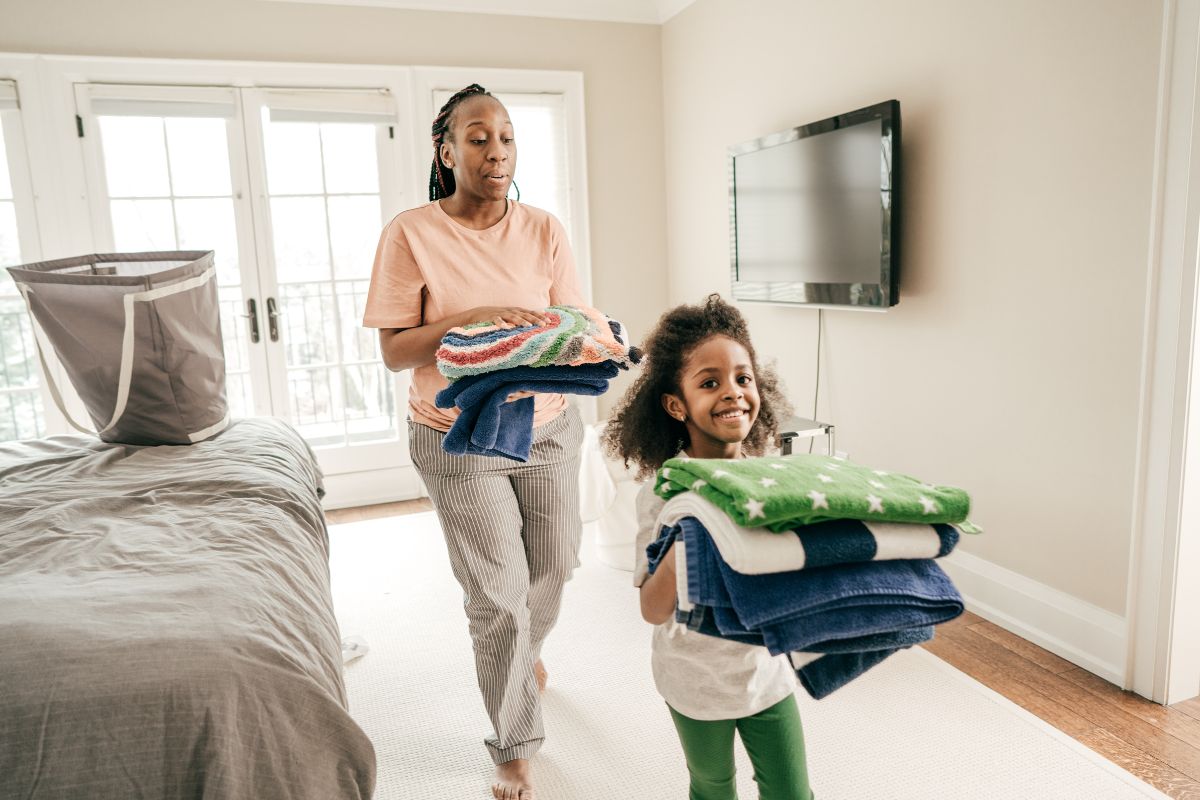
[655,492,959,575]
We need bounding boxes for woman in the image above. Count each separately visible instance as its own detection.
[362,84,585,800]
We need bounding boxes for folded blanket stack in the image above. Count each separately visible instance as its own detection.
[434,305,641,461]
[648,455,977,699]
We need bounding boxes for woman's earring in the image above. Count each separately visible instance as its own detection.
[509,180,521,201]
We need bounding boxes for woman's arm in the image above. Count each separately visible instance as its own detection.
[639,541,678,625]
[378,306,550,372]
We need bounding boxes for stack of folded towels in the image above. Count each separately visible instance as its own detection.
[646,454,979,699]
[434,305,641,461]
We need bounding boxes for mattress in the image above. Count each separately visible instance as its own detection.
[0,417,375,798]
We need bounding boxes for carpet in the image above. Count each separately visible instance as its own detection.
[330,511,1168,799]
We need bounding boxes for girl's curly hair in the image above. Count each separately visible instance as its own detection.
[602,293,792,479]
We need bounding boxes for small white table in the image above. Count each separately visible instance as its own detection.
[777,416,835,456]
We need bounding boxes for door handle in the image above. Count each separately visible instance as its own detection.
[266,297,281,342]
[241,298,260,343]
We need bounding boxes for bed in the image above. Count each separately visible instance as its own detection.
[0,417,376,798]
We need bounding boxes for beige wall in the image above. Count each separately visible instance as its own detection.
[3,0,1167,614]
[661,0,1163,613]
[0,0,668,407]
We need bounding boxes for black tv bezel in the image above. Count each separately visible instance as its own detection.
[728,98,901,311]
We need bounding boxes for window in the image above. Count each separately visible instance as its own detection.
[80,84,260,420]
[76,83,405,475]
[4,56,588,506]
[0,79,44,441]
[252,89,400,450]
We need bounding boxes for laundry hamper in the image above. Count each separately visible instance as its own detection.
[6,251,229,446]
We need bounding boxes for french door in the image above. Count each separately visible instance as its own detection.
[0,78,50,441]
[74,83,405,476]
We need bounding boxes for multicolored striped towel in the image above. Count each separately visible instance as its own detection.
[436,305,641,381]
[654,454,977,533]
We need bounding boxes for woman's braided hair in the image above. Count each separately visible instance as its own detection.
[429,83,492,201]
[602,294,792,479]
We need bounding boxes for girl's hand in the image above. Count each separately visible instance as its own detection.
[657,542,678,577]
[640,541,679,625]
[505,390,536,403]
[469,306,549,329]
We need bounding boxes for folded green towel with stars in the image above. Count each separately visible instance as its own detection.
[654,454,978,533]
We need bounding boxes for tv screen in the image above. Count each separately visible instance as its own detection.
[728,99,900,310]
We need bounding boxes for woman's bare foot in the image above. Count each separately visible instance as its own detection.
[534,659,548,693]
[493,758,533,799]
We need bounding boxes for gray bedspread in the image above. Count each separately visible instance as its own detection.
[0,418,376,799]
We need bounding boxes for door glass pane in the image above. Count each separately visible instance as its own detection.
[176,198,240,284]
[261,112,394,448]
[0,117,44,441]
[165,117,232,197]
[95,108,254,420]
[320,123,379,194]
[328,194,380,279]
[110,198,175,251]
[97,116,171,197]
[270,196,330,282]
[264,121,323,195]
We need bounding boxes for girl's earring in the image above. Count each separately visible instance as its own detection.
[509,180,521,201]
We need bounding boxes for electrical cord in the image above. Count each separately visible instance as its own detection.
[809,308,822,454]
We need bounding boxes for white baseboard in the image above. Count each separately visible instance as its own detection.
[940,549,1128,686]
[321,464,426,510]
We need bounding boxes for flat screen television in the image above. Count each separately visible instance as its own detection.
[728,99,900,310]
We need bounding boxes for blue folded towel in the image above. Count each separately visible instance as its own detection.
[434,362,619,461]
[677,604,932,699]
[647,517,963,698]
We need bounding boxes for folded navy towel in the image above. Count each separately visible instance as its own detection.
[677,604,932,699]
[647,517,963,698]
[435,362,619,461]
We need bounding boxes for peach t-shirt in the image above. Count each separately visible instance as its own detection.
[362,200,585,432]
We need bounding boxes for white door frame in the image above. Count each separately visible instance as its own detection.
[1127,0,1200,704]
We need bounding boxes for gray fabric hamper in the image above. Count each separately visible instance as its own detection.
[6,251,230,446]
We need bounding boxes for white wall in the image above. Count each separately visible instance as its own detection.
[0,0,669,410]
[661,0,1163,623]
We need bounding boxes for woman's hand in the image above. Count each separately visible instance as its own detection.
[505,390,536,403]
[468,306,550,329]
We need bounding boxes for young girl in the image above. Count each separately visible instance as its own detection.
[603,293,814,800]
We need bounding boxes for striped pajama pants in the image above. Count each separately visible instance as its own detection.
[407,406,584,764]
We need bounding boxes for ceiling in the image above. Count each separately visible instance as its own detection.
[260,0,698,24]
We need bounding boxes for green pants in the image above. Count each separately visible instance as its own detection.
[668,694,814,800]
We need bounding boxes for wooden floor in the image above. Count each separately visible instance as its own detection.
[924,611,1200,799]
[326,501,1200,799]
[325,498,433,525]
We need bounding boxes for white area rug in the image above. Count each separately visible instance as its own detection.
[330,512,1168,800]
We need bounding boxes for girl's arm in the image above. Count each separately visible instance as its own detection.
[639,541,678,625]
[378,306,549,372]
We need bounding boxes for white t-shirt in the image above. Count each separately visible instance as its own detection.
[633,481,797,721]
